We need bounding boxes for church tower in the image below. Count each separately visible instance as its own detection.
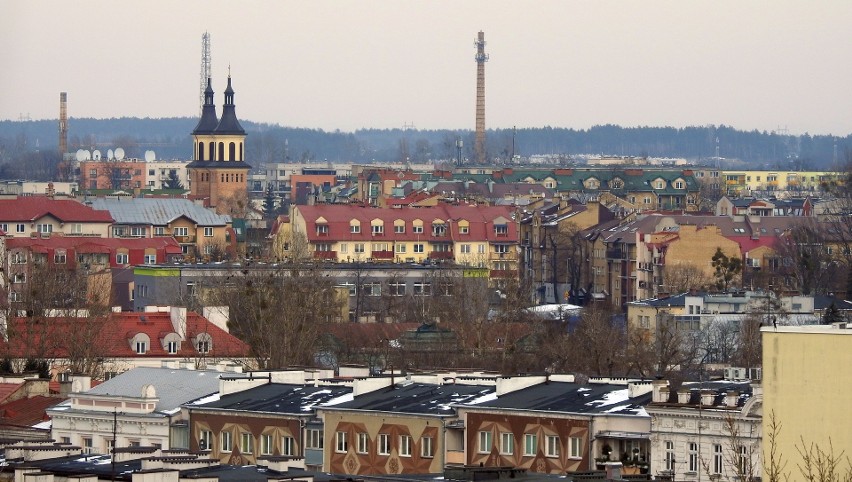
[187,75,250,215]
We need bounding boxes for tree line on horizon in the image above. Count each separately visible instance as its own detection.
[0,117,849,181]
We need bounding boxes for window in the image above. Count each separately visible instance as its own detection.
[364,282,381,297]
[665,441,675,471]
[357,432,369,454]
[494,224,508,235]
[396,244,406,254]
[173,227,188,236]
[54,252,67,264]
[413,282,431,296]
[688,442,698,472]
[282,436,295,456]
[37,223,53,234]
[372,225,384,235]
[675,181,684,189]
[413,225,424,234]
[394,224,405,234]
[459,225,469,234]
[569,436,582,458]
[130,226,145,237]
[16,223,25,233]
[144,254,156,265]
[495,244,509,254]
[354,243,365,254]
[478,244,486,254]
[71,223,82,234]
[524,434,537,456]
[378,433,390,455]
[11,252,26,264]
[478,431,492,454]
[432,223,446,236]
[413,243,424,253]
[83,437,94,454]
[117,253,129,265]
[198,430,213,450]
[154,227,165,236]
[316,224,329,235]
[336,431,348,453]
[166,340,178,354]
[339,243,348,254]
[460,244,471,254]
[261,434,273,455]
[713,443,723,474]
[241,432,254,454]
[351,224,361,233]
[400,435,412,457]
[739,445,750,474]
[545,435,560,457]
[500,433,514,455]
[306,429,323,449]
[389,282,406,296]
[135,341,147,354]
[9,291,21,302]
[421,436,434,458]
[221,431,232,452]
[204,227,214,237]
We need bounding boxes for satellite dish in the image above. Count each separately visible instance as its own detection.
[75,149,85,162]
[92,150,101,160]
[107,149,114,160]
[115,147,125,160]
[144,150,155,162]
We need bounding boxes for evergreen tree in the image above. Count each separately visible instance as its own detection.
[712,247,743,292]
[263,184,277,219]
[163,170,184,190]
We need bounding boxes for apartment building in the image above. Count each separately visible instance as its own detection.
[0,196,113,238]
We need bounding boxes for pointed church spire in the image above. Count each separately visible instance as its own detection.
[192,77,219,135]
[215,73,244,135]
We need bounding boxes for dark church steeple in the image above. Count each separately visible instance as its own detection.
[192,78,219,135]
[214,75,245,135]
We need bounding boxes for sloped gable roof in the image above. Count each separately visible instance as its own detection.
[90,198,231,226]
[0,197,113,223]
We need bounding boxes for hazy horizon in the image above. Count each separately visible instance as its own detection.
[3,1,851,136]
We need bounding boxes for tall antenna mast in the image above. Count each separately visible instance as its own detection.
[199,32,212,116]
[59,92,68,156]
[474,31,488,164]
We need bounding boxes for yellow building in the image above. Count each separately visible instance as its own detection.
[722,170,842,196]
[762,325,852,466]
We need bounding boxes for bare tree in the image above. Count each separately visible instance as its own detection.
[664,262,713,293]
[764,410,790,482]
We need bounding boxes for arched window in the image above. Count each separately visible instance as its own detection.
[229,142,236,161]
[218,142,225,161]
[208,142,215,160]
[198,142,204,161]
[240,143,243,161]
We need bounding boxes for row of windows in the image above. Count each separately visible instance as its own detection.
[198,430,292,456]
[335,432,433,458]
[478,431,582,458]
[322,223,505,236]
[339,281,450,297]
[112,226,215,238]
[196,141,244,162]
[664,440,751,475]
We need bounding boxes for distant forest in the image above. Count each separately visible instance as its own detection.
[0,117,849,180]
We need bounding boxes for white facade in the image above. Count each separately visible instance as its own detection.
[143,160,190,190]
[647,381,762,481]
[0,181,79,196]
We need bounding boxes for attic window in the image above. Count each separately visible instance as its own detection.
[195,333,213,354]
[130,333,151,355]
[136,341,148,355]
[495,224,508,235]
[316,224,329,235]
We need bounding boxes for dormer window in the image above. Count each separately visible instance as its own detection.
[432,223,446,237]
[372,225,383,235]
[136,340,148,354]
[656,180,665,189]
[316,224,329,235]
[351,225,360,233]
[131,333,151,355]
[495,224,508,235]
[194,333,213,354]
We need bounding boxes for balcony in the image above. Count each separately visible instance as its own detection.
[490,269,517,279]
[428,251,454,260]
[174,234,196,244]
[313,250,337,260]
[606,249,624,259]
[372,250,394,260]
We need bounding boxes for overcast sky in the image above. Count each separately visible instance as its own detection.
[2,1,851,135]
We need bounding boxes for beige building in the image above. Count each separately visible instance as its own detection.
[762,325,852,465]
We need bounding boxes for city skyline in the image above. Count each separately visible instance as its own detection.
[2,1,851,136]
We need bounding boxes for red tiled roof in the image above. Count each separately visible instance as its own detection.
[0,311,250,360]
[0,395,65,427]
[0,197,113,223]
[5,236,182,268]
[297,204,519,243]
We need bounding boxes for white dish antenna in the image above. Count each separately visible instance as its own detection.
[144,150,156,162]
[115,147,125,160]
[92,150,101,160]
[75,149,85,162]
[107,149,114,160]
